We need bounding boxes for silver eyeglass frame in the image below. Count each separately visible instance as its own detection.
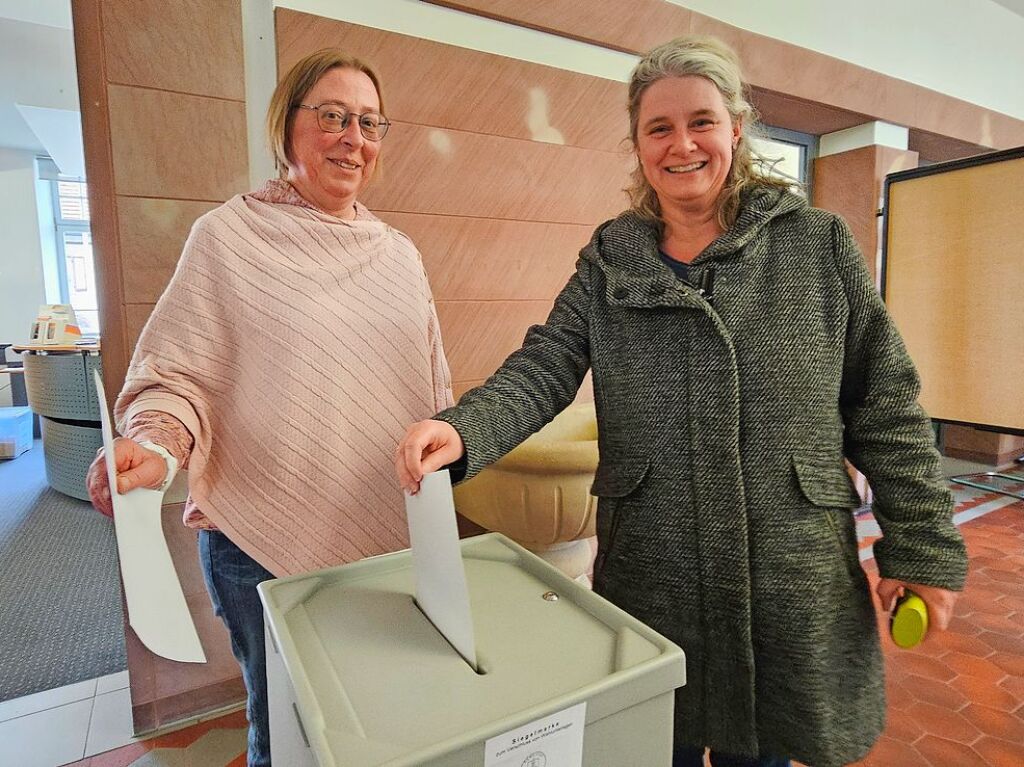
[295,103,391,141]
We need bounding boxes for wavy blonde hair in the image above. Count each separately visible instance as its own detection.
[266,49,386,177]
[626,36,793,230]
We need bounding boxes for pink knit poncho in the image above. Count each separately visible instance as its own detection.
[115,181,452,576]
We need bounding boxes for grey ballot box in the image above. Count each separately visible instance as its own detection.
[258,533,686,767]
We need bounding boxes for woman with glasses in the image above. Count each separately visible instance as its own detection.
[87,49,451,767]
[396,36,966,767]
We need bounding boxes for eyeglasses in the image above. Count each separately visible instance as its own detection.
[296,103,390,141]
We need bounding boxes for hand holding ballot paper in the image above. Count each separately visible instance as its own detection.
[396,419,465,495]
[91,371,205,663]
[404,469,479,671]
[395,418,480,669]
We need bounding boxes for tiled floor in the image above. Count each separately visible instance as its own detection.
[850,498,1024,767]
[7,471,1023,767]
[65,709,248,767]
[0,671,247,767]
[0,671,137,767]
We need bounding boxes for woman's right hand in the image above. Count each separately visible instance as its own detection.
[86,437,170,517]
[395,419,465,495]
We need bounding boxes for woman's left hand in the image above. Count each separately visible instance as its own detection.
[876,578,959,634]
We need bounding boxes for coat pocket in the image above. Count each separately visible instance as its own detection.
[791,455,862,509]
[590,459,650,581]
[792,454,864,579]
[591,458,650,498]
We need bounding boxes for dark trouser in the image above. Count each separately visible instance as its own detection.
[199,530,273,767]
[673,745,792,767]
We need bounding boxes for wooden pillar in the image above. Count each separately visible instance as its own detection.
[72,0,249,735]
[813,144,919,286]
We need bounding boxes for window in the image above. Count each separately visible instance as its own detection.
[56,179,90,222]
[749,127,818,198]
[48,174,99,336]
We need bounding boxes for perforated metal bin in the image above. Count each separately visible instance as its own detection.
[21,350,102,499]
[259,533,686,767]
[23,351,102,420]
[40,416,103,500]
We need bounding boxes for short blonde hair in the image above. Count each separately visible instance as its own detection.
[625,36,792,230]
[266,49,386,176]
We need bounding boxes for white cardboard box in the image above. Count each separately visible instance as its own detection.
[0,406,32,459]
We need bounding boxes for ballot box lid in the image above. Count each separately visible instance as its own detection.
[259,533,686,767]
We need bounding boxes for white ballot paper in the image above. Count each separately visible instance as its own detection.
[404,469,478,670]
[485,702,587,767]
[95,371,206,663]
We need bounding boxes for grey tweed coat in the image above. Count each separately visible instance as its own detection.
[436,186,967,766]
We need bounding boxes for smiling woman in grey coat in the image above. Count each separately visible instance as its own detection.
[396,36,966,767]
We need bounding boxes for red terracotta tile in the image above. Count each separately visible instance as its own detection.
[956,594,1017,618]
[970,611,1024,637]
[985,566,1024,584]
[850,735,930,767]
[902,635,952,658]
[964,585,1015,604]
[891,653,957,683]
[977,631,1024,656]
[972,735,1024,767]
[996,595,1024,614]
[960,703,1024,743]
[970,553,1011,567]
[83,742,152,767]
[984,556,1024,574]
[900,674,970,711]
[947,615,985,636]
[942,651,1011,684]
[930,630,996,658]
[905,700,981,745]
[999,674,1024,704]
[949,674,1020,712]
[883,707,927,745]
[886,678,918,711]
[913,734,983,766]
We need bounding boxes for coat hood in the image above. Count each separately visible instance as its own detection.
[581,184,808,274]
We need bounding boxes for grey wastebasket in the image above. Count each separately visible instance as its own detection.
[20,348,102,500]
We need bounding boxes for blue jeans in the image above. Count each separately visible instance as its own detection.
[673,745,791,767]
[199,530,274,767]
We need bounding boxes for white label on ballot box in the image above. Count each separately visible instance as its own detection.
[484,702,586,767]
[404,469,478,670]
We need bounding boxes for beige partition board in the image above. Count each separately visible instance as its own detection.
[883,150,1024,432]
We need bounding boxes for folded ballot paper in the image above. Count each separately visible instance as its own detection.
[404,470,479,671]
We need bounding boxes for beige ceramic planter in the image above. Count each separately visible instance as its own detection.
[453,403,598,584]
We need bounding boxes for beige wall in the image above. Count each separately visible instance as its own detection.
[426,0,1024,161]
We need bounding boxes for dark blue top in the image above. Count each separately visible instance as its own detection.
[658,250,692,283]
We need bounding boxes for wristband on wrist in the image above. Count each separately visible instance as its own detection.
[137,440,179,493]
